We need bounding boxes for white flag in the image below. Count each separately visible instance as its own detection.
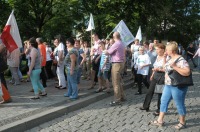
[86,13,95,31]
[0,10,22,52]
[112,20,135,46]
[135,26,142,42]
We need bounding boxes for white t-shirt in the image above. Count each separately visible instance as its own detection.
[46,47,52,61]
[136,54,151,75]
[56,43,64,61]
[131,44,140,54]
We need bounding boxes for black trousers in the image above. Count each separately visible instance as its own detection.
[187,55,197,67]
[0,72,8,89]
[143,78,162,112]
[45,60,54,79]
[40,66,47,87]
[137,74,149,93]
[133,68,138,83]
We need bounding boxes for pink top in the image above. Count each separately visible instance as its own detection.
[194,48,200,57]
[107,40,125,62]
[93,40,102,55]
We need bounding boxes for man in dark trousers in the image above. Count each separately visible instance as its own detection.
[186,43,197,68]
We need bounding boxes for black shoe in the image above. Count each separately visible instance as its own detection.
[135,92,142,95]
[55,85,62,88]
[120,98,127,102]
[139,107,149,112]
[109,101,121,106]
[58,87,67,90]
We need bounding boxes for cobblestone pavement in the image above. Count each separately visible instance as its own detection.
[0,76,114,127]
[26,71,200,132]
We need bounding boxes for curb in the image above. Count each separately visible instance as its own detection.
[0,80,134,132]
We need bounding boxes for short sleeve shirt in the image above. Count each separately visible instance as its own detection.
[56,43,64,61]
[38,44,46,66]
[165,56,189,85]
[131,44,140,54]
[153,57,164,68]
[136,54,151,75]
[64,48,79,73]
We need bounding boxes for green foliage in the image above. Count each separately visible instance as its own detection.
[0,0,199,47]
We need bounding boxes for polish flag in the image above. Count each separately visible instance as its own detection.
[0,10,22,53]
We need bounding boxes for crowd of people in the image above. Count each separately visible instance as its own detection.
[0,32,200,130]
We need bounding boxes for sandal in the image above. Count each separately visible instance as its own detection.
[175,123,186,130]
[149,120,164,127]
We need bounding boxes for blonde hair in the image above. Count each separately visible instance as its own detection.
[166,41,178,52]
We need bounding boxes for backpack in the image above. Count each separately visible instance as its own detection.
[0,48,8,73]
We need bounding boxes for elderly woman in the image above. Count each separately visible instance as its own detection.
[27,38,47,99]
[150,41,190,130]
[64,38,79,99]
[140,44,165,115]
[135,46,151,95]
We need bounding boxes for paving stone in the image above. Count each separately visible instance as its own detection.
[22,70,200,132]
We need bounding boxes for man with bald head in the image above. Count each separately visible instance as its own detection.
[105,32,125,106]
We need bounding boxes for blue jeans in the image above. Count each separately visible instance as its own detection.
[30,69,45,95]
[160,85,188,116]
[67,70,78,99]
[198,57,200,70]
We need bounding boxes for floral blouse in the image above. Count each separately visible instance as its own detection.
[64,48,78,73]
[165,56,189,85]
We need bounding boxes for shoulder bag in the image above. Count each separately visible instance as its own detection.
[168,56,193,87]
[154,72,165,94]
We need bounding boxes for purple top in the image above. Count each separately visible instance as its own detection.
[107,40,125,62]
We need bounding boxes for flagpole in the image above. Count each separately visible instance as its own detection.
[106,31,113,39]
[91,30,92,48]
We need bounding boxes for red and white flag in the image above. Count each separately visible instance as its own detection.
[0,10,22,52]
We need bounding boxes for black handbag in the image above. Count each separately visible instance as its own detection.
[168,57,193,87]
[154,72,165,94]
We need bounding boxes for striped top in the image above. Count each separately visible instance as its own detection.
[100,51,110,71]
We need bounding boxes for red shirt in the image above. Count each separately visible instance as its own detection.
[38,44,46,66]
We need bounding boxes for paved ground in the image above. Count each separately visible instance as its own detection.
[26,71,200,132]
[0,75,120,128]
